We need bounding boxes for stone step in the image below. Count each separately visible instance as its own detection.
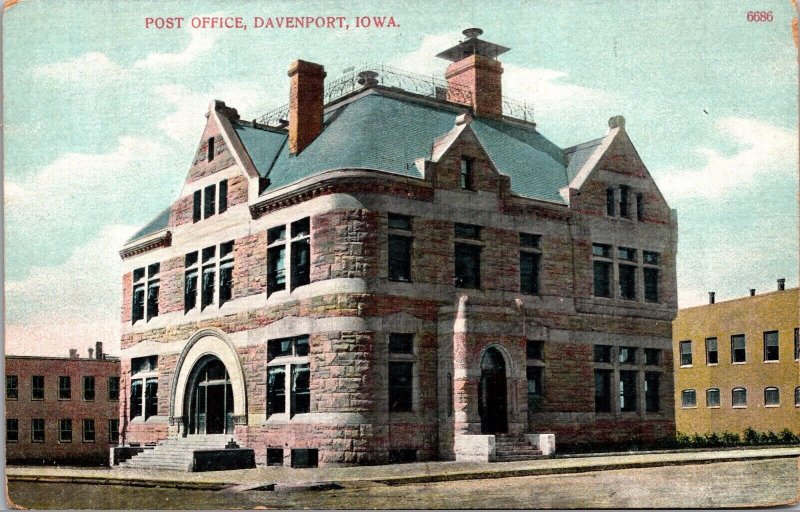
[493,453,543,462]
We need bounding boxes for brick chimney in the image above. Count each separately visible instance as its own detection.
[708,292,715,304]
[437,28,509,118]
[778,278,786,291]
[69,349,78,359]
[95,341,103,360]
[288,60,326,155]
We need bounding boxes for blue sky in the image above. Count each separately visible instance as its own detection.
[4,0,798,356]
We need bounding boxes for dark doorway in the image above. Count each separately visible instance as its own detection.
[186,356,234,435]
[479,347,508,434]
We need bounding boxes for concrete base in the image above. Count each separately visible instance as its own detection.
[110,446,153,466]
[454,435,495,462]
[526,433,556,456]
[192,449,256,472]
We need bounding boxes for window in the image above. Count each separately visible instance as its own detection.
[795,328,799,360]
[705,338,718,365]
[454,226,481,289]
[388,333,415,412]
[606,187,615,216]
[267,336,310,417]
[618,264,637,300]
[130,356,158,420]
[731,334,746,363]
[619,346,636,364]
[592,244,612,298]
[59,419,72,443]
[130,380,143,419]
[619,185,630,218]
[219,241,234,305]
[31,419,45,442]
[108,377,120,401]
[388,213,413,282]
[267,218,310,295]
[644,348,661,365]
[267,448,284,466]
[207,136,215,162]
[636,193,644,221]
[218,179,228,214]
[645,372,660,412]
[184,252,199,312]
[204,184,216,219]
[389,449,418,464]
[643,251,660,303]
[732,387,747,407]
[186,242,234,310]
[527,340,544,360]
[193,180,229,222]
[145,378,158,418]
[83,376,95,401]
[795,387,800,407]
[619,370,637,412]
[594,370,613,412]
[765,387,780,406]
[706,388,720,407]
[32,375,44,400]
[193,190,202,223]
[763,331,779,361]
[291,448,318,468]
[594,344,612,363]
[527,366,544,411]
[59,376,71,400]
[6,375,18,400]
[681,389,696,408]
[7,419,18,442]
[132,263,160,323]
[202,246,216,309]
[519,233,541,295]
[618,247,636,262]
[82,419,95,442]
[109,419,120,444]
[460,156,475,190]
[679,341,692,366]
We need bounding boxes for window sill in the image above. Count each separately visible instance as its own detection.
[6,397,17,401]
[706,363,718,367]
[58,440,73,444]
[765,404,780,408]
[707,406,720,409]
[732,362,747,365]
[679,365,693,369]
[7,440,17,443]
[58,398,71,401]
[31,398,44,401]
[763,360,780,364]
[82,440,96,443]
[732,405,747,409]
[31,440,45,443]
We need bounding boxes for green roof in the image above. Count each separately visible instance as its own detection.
[126,206,170,244]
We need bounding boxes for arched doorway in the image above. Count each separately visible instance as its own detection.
[479,347,508,434]
[185,356,234,435]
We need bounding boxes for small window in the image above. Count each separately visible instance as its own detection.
[59,376,71,400]
[681,389,697,408]
[527,340,544,360]
[619,370,637,412]
[643,251,660,265]
[732,387,747,407]
[592,243,612,258]
[267,245,287,295]
[6,375,18,400]
[619,347,636,364]
[6,419,18,442]
[594,345,612,363]
[291,448,318,468]
[520,252,541,295]
[83,376,95,401]
[267,366,286,416]
[218,179,228,214]
[644,267,659,302]
[388,235,412,282]
[594,369,613,412]
[109,419,120,444]
[82,419,96,442]
[388,449,418,464]
[731,335,746,363]
[527,366,544,411]
[606,187,615,216]
[389,333,414,354]
[192,190,202,223]
[59,419,72,443]
[207,136,215,162]
[388,362,414,412]
[145,378,158,418]
[204,184,216,219]
[765,387,780,406]
[291,217,310,238]
[454,243,481,289]
[267,448,284,466]
[520,233,541,249]
[109,377,120,401]
[593,261,612,298]
[31,419,45,442]
[267,225,287,244]
[291,364,310,416]
[460,156,475,190]
[130,380,143,419]
[706,388,720,407]
[618,264,637,300]
[32,375,44,400]
[636,193,644,221]
[680,341,692,366]
[795,328,799,360]
[763,331,779,361]
[644,372,660,412]
[454,223,481,240]
[388,213,412,231]
[705,338,718,365]
[795,387,800,407]
[617,247,637,261]
[290,218,311,290]
[644,348,661,365]
[619,185,630,218]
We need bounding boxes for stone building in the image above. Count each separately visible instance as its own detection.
[5,345,120,465]
[117,29,678,468]
[673,282,799,436]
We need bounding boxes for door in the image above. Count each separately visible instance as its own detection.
[479,348,508,434]
[205,385,225,434]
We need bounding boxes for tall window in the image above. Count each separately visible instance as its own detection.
[82,419,96,442]
[795,328,799,361]
[267,218,310,295]
[388,333,415,412]
[31,419,45,442]
[643,251,660,302]
[267,336,310,417]
[795,387,800,407]
[705,337,718,365]
[618,247,637,300]
[32,375,44,400]
[644,348,661,365]
[460,156,475,190]
[636,193,644,221]
[207,136,215,162]
[132,263,160,323]
[594,370,612,412]
[619,370,637,412]
[764,387,780,406]
[619,185,630,218]
[681,389,696,408]
[594,344,612,363]
[619,346,636,364]
[706,388,720,407]
[109,419,120,444]
[731,334,746,363]
[108,377,120,401]
[185,242,234,311]
[145,378,158,418]
[185,251,199,312]
[606,187,615,216]
[6,375,18,400]
[130,355,158,420]
[645,372,660,412]
[59,376,71,400]
[7,419,18,442]
[130,380,143,419]
[388,214,413,282]
[679,341,692,366]
[83,376,95,401]
[204,184,216,219]
[193,190,202,223]
[454,223,481,289]
[592,244,612,298]
[527,340,545,413]
[192,179,229,223]
[201,246,217,309]
[519,233,541,295]
[218,179,228,214]
[732,387,747,407]
[59,419,72,443]
[763,331,779,361]
[219,241,234,305]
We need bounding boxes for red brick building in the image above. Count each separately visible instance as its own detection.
[117,30,677,468]
[6,347,120,465]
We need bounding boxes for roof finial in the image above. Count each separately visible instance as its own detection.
[608,115,626,130]
[462,27,483,39]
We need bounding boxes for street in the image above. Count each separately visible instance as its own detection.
[8,458,798,509]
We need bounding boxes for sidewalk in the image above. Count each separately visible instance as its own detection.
[7,446,800,491]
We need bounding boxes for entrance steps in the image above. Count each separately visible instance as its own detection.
[492,434,544,462]
[116,434,235,472]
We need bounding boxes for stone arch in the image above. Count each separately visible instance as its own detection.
[477,343,515,377]
[169,328,247,429]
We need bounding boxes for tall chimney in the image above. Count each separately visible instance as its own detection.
[708,292,715,304]
[437,28,509,118]
[778,278,786,291]
[87,347,94,359]
[69,349,78,359]
[95,341,103,360]
[288,60,326,155]
[750,288,756,296]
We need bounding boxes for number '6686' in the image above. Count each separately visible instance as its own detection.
[746,11,773,22]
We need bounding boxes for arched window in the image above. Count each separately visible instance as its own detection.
[706,388,720,407]
[732,387,747,408]
[764,387,780,406]
[681,389,696,408]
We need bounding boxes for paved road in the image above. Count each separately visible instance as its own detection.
[8,458,798,509]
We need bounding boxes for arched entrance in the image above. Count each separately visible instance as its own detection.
[479,347,508,434]
[185,356,234,435]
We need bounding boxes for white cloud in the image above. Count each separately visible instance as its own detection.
[32,52,127,84]
[389,33,453,76]
[133,28,220,70]
[658,117,797,202]
[5,224,138,356]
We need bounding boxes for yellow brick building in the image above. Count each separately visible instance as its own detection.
[673,285,799,435]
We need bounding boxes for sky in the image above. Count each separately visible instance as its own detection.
[4,0,798,356]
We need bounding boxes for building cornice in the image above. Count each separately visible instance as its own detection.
[119,230,172,260]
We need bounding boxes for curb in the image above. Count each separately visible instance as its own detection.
[7,475,229,491]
